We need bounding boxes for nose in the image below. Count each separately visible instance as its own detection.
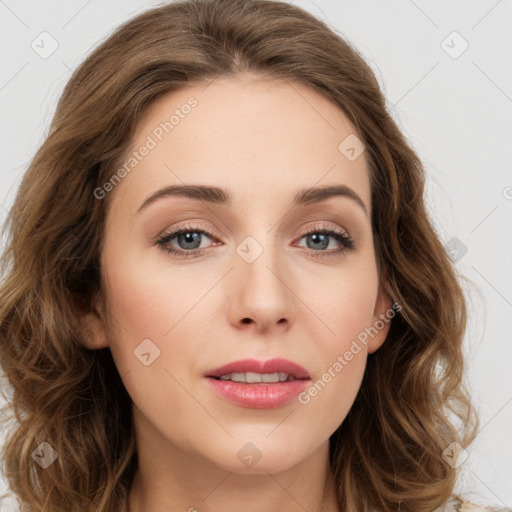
[226,242,297,335]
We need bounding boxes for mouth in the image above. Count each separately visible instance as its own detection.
[204,358,311,409]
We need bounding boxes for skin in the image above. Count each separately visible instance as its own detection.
[81,73,392,512]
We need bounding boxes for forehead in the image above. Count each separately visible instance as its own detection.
[107,75,371,216]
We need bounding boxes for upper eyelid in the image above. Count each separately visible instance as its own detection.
[159,220,349,237]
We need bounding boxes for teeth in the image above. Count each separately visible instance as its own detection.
[217,372,297,383]
[246,372,262,383]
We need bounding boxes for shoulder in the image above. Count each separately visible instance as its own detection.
[435,496,512,512]
[459,504,512,512]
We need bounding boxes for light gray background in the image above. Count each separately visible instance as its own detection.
[0,0,511,509]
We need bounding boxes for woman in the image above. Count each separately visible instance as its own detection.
[0,0,508,511]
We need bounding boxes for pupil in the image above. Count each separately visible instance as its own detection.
[179,232,201,249]
[309,233,328,250]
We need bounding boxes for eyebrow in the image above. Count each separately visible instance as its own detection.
[136,184,368,216]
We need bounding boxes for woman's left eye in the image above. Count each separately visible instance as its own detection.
[155,223,355,259]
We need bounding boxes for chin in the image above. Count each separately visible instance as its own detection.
[215,452,302,476]
[199,434,314,475]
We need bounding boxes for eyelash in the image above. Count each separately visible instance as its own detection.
[155,222,355,260]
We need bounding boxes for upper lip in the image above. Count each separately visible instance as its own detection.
[205,358,310,380]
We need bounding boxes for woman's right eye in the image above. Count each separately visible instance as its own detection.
[155,225,217,259]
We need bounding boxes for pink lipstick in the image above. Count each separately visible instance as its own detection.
[204,358,311,409]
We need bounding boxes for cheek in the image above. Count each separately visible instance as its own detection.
[296,300,372,437]
[100,260,211,431]
[99,244,211,379]
[302,250,379,350]
[295,254,378,416]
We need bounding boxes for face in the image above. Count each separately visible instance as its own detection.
[83,74,392,475]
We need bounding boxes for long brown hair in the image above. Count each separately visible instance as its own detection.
[0,0,478,510]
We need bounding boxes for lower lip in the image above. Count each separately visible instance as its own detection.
[205,377,310,409]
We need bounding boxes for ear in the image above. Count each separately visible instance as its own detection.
[77,294,109,350]
[367,283,394,354]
